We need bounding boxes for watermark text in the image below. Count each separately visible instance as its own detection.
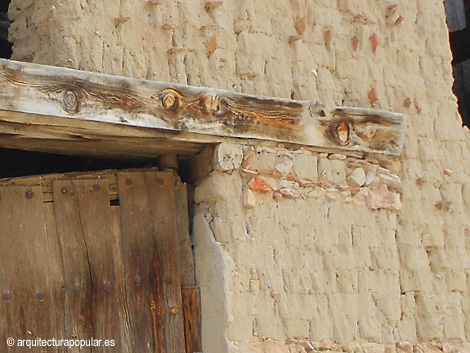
[7,337,115,349]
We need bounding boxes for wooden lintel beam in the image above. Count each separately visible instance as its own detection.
[0,59,405,158]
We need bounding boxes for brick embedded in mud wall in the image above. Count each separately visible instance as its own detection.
[239,145,402,210]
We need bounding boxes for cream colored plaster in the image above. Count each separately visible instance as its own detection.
[8,0,470,351]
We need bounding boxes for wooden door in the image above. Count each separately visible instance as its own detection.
[0,170,201,353]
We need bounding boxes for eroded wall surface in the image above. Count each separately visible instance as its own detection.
[8,0,470,352]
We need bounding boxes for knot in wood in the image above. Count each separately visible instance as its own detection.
[160,89,181,110]
[322,119,351,146]
[335,121,350,145]
[309,102,327,117]
[364,126,377,139]
[62,89,81,114]
[202,93,218,113]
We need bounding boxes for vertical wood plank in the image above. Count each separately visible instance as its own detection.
[53,179,122,352]
[0,186,61,352]
[117,172,159,353]
[147,172,186,353]
[182,287,202,353]
[118,171,185,353]
[175,179,203,353]
[52,180,92,353]
[109,205,132,353]
[175,179,196,287]
[43,203,67,345]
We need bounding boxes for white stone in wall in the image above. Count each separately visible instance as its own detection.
[347,168,366,187]
[293,154,318,180]
[318,158,347,185]
[214,142,243,171]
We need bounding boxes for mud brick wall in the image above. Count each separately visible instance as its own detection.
[8,1,470,352]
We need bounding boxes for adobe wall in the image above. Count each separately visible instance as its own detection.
[8,0,470,352]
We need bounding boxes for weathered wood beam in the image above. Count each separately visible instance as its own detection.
[0,59,405,158]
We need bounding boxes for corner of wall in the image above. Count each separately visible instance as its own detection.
[193,212,233,353]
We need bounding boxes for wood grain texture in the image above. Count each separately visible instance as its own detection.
[0,186,60,352]
[175,178,196,287]
[118,171,186,353]
[0,168,157,203]
[109,205,133,353]
[182,287,202,353]
[0,110,207,159]
[0,59,405,157]
[42,203,67,349]
[117,172,159,353]
[0,170,195,353]
[53,179,122,352]
[147,172,186,353]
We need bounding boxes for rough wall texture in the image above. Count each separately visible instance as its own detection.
[8,0,470,352]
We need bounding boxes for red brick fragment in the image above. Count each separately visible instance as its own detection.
[387,4,398,12]
[368,88,378,103]
[248,177,272,193]
[257,169,282,178]
[324,29,333,42]
[352,35,359,51]
[287,173,300,183]
[370,33,378,53]
[208,36,217,54]
[350,186,361,195]
[336,184,350,191]
[296,17,306,35]
[366,184,401,210]
[395,16,403,25]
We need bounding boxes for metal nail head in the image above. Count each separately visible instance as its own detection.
[103,282,112,293]
[164,274,172,284]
